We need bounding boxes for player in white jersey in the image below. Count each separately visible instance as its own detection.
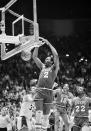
[19,87,36,131]
[0,107,12,131]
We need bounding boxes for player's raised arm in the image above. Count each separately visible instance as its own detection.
[70,98,75,115]
[33,46,43,70]
[46,39,59,74]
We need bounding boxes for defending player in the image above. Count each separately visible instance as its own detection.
[19,88,36,131]
[53,83,73,131]
[33,40,59,131]
[70,86,91,131]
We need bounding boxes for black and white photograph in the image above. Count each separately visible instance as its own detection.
[0,0,91,131]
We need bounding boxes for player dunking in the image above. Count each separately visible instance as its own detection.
[33,40,59,131]
[70,86,91,131]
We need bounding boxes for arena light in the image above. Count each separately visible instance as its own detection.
[79,57,84,62]
[66,54,69,57]
[85,59,87,62]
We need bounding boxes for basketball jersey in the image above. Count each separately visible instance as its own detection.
[54,88,69,108]
[19,94,36,119]
[37,65,56,89]
[0,115,10,128]
[72,96,91,117]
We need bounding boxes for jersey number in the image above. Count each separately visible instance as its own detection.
[60,97,67,104]
[29,103,36,111]
[44,71,49,78]
[75,105,85,112]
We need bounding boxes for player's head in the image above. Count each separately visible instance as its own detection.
[63,83,69,93]
[31,86,36,94]
[1,107,7,116]
[22,89,26,96]
[76,86,84,96]
[44,56,53,67]
[30,79,37,86]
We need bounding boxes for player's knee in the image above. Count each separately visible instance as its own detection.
[36,110,43,124]
[42,115,49,129]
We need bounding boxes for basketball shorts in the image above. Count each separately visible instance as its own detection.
[34,88,53,115]
[74,116,88,128]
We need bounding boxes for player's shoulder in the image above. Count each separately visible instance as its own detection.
[85,96,91,101]
[68,92,74,98]
[69,91,73,95]
[72,96,79,101]
[40,65,45,71]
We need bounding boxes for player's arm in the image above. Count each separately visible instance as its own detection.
[33,46,43,70]
[66,101,71,118]
[46,39,59,74]
[53,88,61,102]
[70,92,74,99]
[69,98,75,116]
[6,115,12,125]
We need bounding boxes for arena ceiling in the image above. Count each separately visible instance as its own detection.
[0,0,90,20]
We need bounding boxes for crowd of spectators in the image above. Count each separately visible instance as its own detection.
[0,33,91,116]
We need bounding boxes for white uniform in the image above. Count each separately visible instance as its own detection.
[0,115,11,129]
[19,94,36,119]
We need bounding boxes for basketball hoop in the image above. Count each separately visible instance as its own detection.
[0,0,47,61]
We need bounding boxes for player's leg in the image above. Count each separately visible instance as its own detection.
[61,113,69,131]
[59,116,64,131]
[72,125,81,131]
[54,109,64,131]
[42,90,53,131]
[34,91,44,131]
[81,117,89,131]
[69,115,74,131]
[48,111,55,131]
[42,103,52,131]
[54,109,60,131]
[72,117,81,131]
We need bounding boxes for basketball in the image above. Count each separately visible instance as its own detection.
[21,50,31,61]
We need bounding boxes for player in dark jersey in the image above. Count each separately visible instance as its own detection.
[53,84,73,131]
[33,40,59,131]
[70,86,91,131]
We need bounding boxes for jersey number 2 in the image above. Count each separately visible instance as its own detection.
[44,71,48,78]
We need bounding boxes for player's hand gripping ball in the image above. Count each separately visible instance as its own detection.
[21,50,31,61]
